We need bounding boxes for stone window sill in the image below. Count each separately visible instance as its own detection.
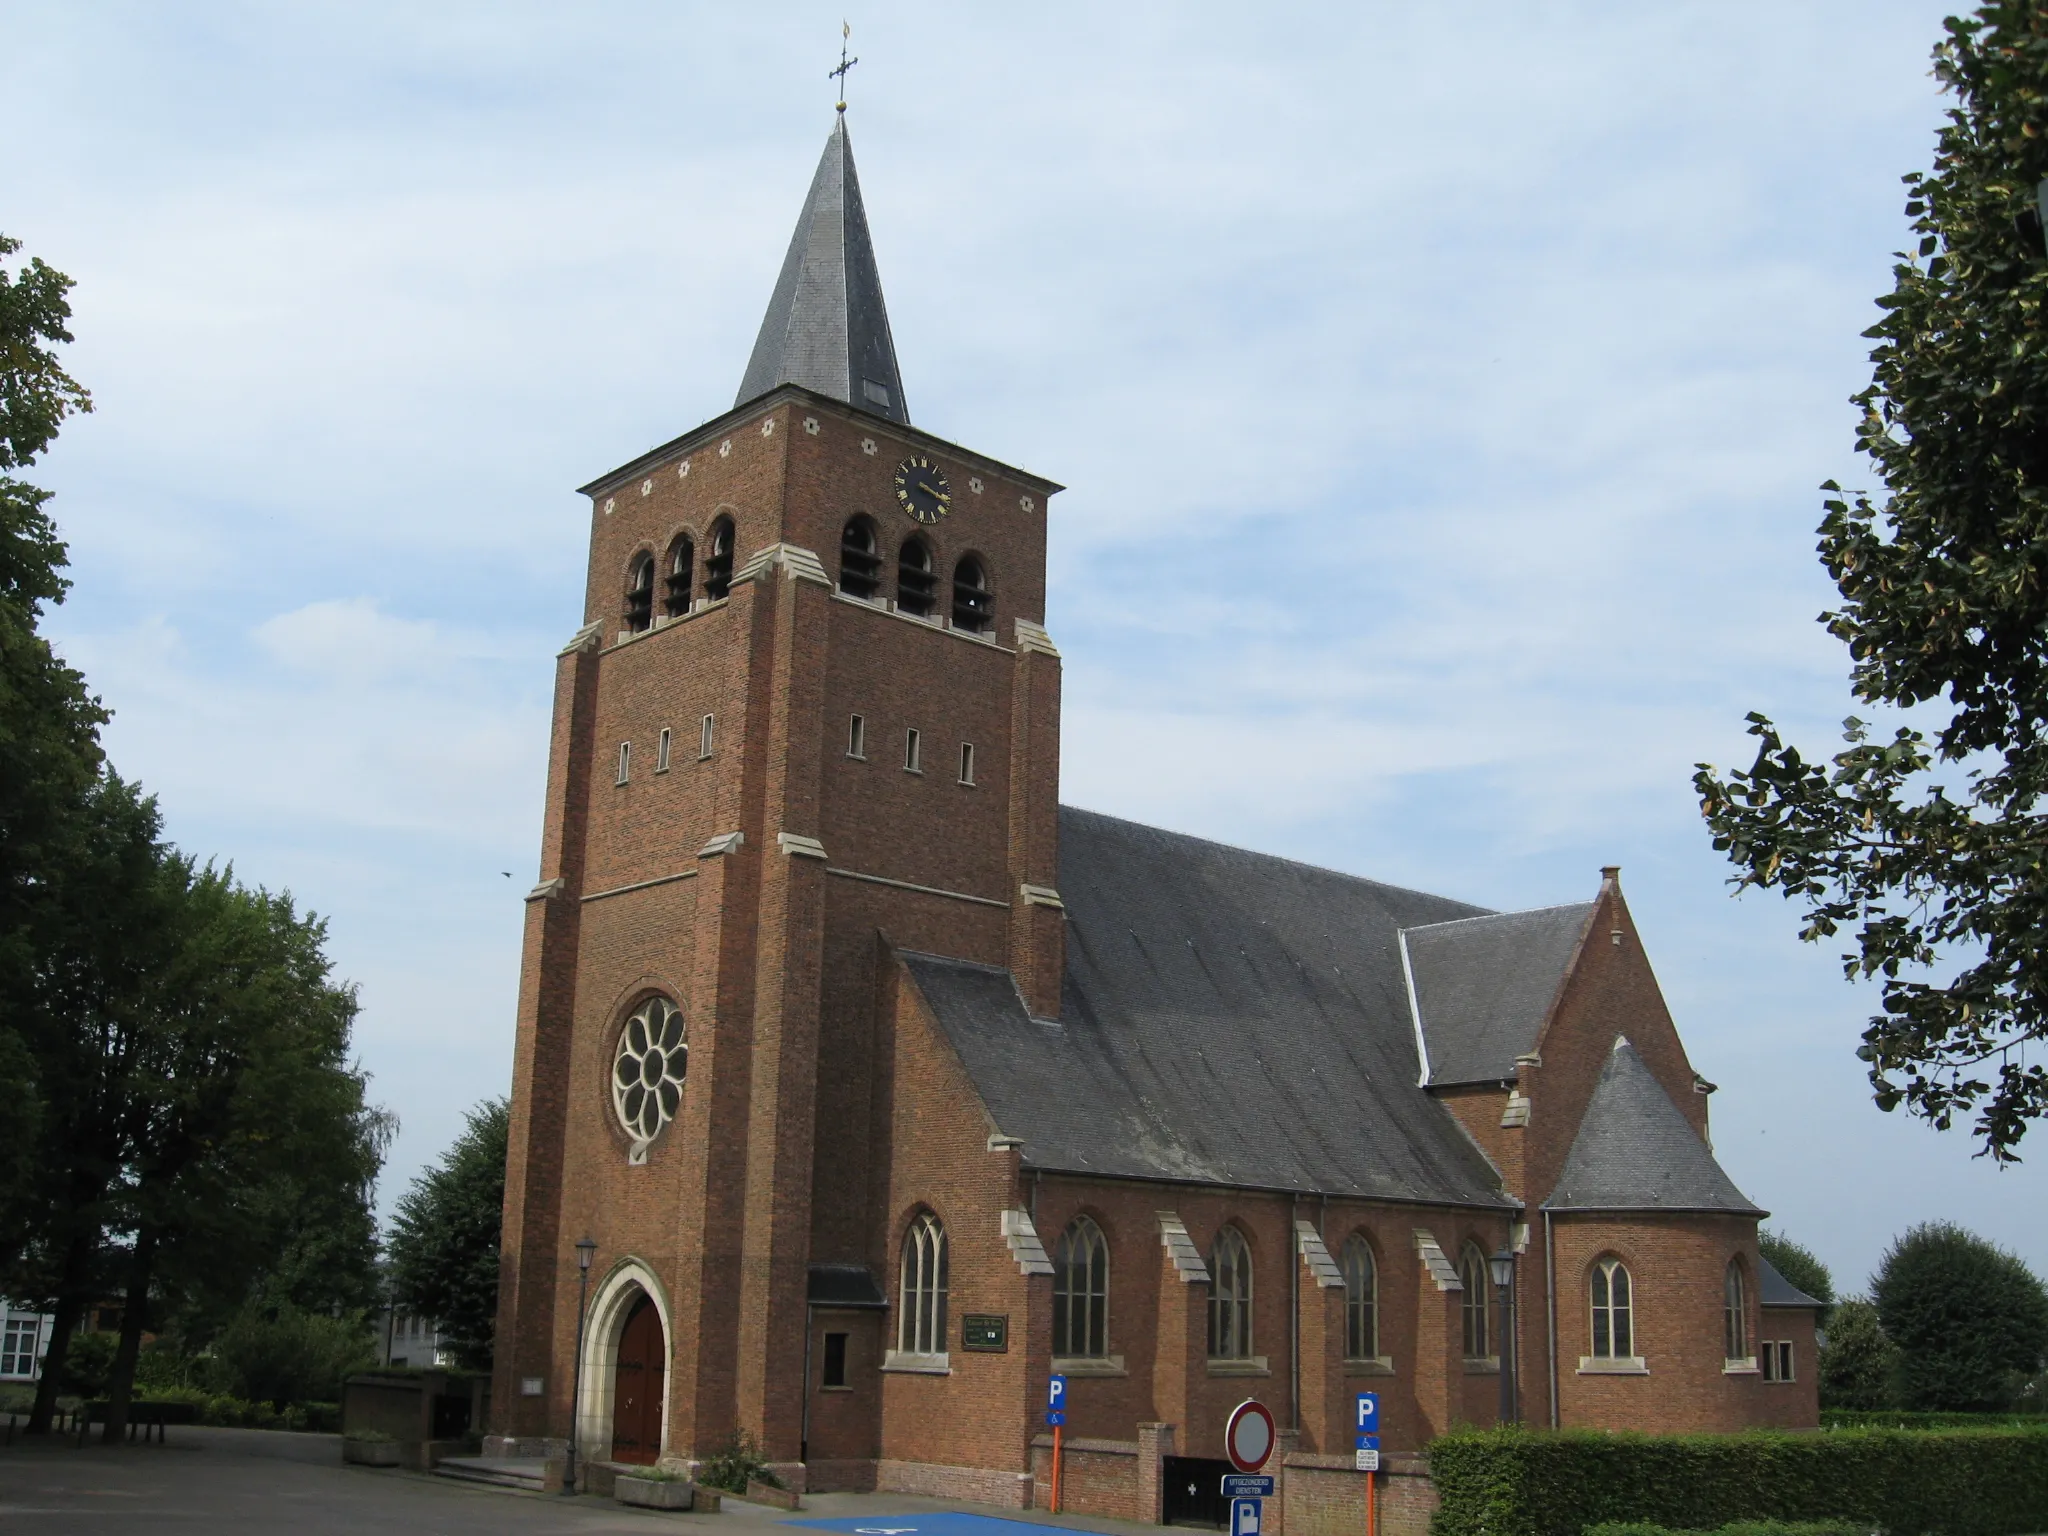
[1723,1358,1760,1376]
[880,1351,950,1375]
[1577,1356,1649,1375]
[1051,1355,1126,1378]
[1343,1358,1396,1377]
[1207,1356,1271,1377]
[820,1385,854,1393]
[1463,1357,1500,1376]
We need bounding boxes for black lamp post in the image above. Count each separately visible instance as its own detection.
[1489,1247,1518,1426]
[566,1237,597,1494]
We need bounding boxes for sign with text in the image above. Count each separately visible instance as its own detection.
[1221,1475,1275,1499]
[1355,1448,1380,1473]
[962,1314,1008,1352]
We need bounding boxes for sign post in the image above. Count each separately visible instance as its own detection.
[1355,1392,1381,1536]
[1223,1399,1277,1536]
[1046,1375,1067,1512]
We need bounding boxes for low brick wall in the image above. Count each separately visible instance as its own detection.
[1029,1434,1142,1520]
[807,1458,880,1493]
[876,1458,1036,1508]
[1281,1452,1437,1536]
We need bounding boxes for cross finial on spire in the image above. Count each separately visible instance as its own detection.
[830,21,858,112]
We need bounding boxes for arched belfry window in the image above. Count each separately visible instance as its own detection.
[1724,1260,1749,1362]
[704,517,735,602]
[1460,1243,1492,1359]
[840,516,881,600]
[897,536,936,618]
[663,534,694,618]
[1208,1226,1253,1360]
[1591,1257,1633,1359]
[625,553,655,633]
[1342,1235,1378,1361]
[898,1212,948,1356]
[951,555,993,634]
[1053,1216,1109,1359]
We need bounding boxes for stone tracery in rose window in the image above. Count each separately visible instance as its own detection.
[613,996,687,1147]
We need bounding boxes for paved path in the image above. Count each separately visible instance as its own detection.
[0,1427,1165,1536]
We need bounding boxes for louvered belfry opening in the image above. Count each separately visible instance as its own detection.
[951,555,993,634]
[663,535,694,618]
[704,518,735,601]
[840,516,881,599]
[897,536,936,618]
[625,554,655,633]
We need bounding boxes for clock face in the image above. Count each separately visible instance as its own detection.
[894,455,952,524]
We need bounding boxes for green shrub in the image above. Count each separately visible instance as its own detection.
[1585,1524,1872,1536]
[59,1331,116,1396]
[210,1305,373,1410]
[1822,1408,2048,1431]
[1874,1224,2048,1412]
[1427,1426,2048,1536]
[693,1429,781,1492]
[1818,1299,1899,1411]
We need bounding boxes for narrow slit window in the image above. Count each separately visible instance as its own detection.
[699,714,715,760]
[656,727,671,773]
[704,517,735,601]
[822,1331,849,1388]
[848,714,867,759]
[616,742,631,785]
[958,742,975,785]
[904,728,922,773]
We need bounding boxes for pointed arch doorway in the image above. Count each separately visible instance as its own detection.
[609,1295,666,1464]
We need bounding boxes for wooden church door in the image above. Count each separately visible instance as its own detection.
[609,1295,665,1464]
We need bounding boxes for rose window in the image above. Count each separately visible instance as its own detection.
[613,997,687,1143]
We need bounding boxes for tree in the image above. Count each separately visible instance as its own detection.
[0,232,102,1265]
[1760,1230,1837,1325]
[385,1098,508,1370]
[1819,1297,1901,1410]
[1693,2,2048,1160]
[1873,1220,2048,1410]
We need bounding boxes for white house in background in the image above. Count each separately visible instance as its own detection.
[1,1300,51,1383]
[377,1308,451,1369]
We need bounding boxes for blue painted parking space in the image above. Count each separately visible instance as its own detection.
[790,1515,1087,1536]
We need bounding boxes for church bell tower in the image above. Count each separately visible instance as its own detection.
[490,111,1065,1472]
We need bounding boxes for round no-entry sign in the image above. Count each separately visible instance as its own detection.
[1224,1398,1276,1473]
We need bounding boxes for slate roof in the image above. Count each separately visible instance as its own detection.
[1544,1038,1762,1215]
[1758,1254,1824,1310]
[1404,904,1594,1086]
[736,114,910,426]
[899,808,1513,1207]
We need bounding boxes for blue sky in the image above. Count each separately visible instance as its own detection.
[7,1,2040,1293]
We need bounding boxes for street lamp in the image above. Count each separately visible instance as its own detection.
[566,1237,598,1494]
[1489,1247,1518,1426]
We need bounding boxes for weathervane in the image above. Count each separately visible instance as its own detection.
[831,21,858,112]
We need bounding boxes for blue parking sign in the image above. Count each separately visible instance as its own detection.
[1230,1498,1264,1536]
[1355,1391,1379,1435]
[1047,1374,1066,1426]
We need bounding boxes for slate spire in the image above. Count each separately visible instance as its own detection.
[736,113,909,425]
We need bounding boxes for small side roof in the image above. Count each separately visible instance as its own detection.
[1544,1037,1763,1215]
[1758,1253,1824,1310]
[1403,903,1595,1085]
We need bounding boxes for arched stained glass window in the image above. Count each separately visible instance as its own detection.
[1591,1257,1633,1359]
[1053,1216,1109,1358]
[1724,1260,1749,1362]
[1460,1244,1492,1359]
[1208,1227,1253,1360]
[1342,1236,1378,1361]
[899,1212,948,1356]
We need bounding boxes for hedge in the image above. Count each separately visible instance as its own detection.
[1585,1525,1872,1536]
[1428,1427,2048,1536]
[1821,1409,2048,1432]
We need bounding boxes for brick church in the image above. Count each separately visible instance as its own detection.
[488,111,1821,1515]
